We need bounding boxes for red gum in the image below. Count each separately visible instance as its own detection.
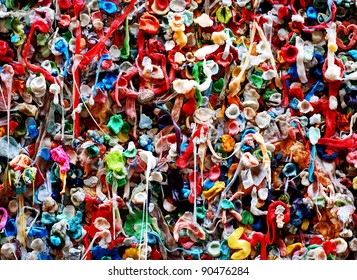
[265,201,290,245]
[188,170,203,204]
[322,58,345,138]
[242,232,267,260]
[78,0,136,70]
[155,0,169,10]
[73,0,136,136]
[23,22,58,84]
[281,74,291,107]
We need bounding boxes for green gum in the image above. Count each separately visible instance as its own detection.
[216,6,233,24]
[262,88,278,102]
[107,114,124,134]
[220,199,234,210]
[86,145,100,158]
[5,0,14,10]
[37,33,49,46]
[196,88,202,108]
[213,78,224,92]
[120,18,130,59]
[105,150,126,172]
[196,206,207,219]
[241,210,254,225]
[250,74,264,89]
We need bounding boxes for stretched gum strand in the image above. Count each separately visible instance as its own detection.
[254,21,282,89]
[262,14,273,46]
[295,36,308,84]
[228,21,257,96]
[72,21,86,136]
[252,132,272,189]
[23,21,58,85]
[176,124,208,169]
[16,204,40,253]
[229,19,282,97]
[197,140,208,174]
[0,65,14,162]
[326,23,338,75]
[18,195,26,251]
[213,161,244,222]
[137,150,156,260]
[81,230,111,260]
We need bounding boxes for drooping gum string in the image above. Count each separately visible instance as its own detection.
[23,22,58,84]
[347,113,357,138]
[31,170,35,205]
[10,244,18,260]
[72,69,109,136]
[214,158,244,221]
[73,20,82,137]
[138,152,154,260]
[0,85,7,110]
[295,36,308,83]
[113,71,124,107]
[326,23,337,70]
[111,179,117,240]
[229,22,257,96]
[200,144,204,194]
[209,0,220,10]
[52,77,66,141]
[252,132,272,189]
[24,206,39,236]
[254,21,282,89]
[324,22,343,84]
[206,127,242,160]
[18,195,26,251]
[7,72,11,163]
[204,0,210,14]
[263,14,273,46]
[193,134,197,224]
[59,171,67,195]
[145,153,154,260]
[139,199,145,259]
[81,231,107,260]
[145,169,149,260]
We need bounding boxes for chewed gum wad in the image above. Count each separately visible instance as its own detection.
[0,0,356,260]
